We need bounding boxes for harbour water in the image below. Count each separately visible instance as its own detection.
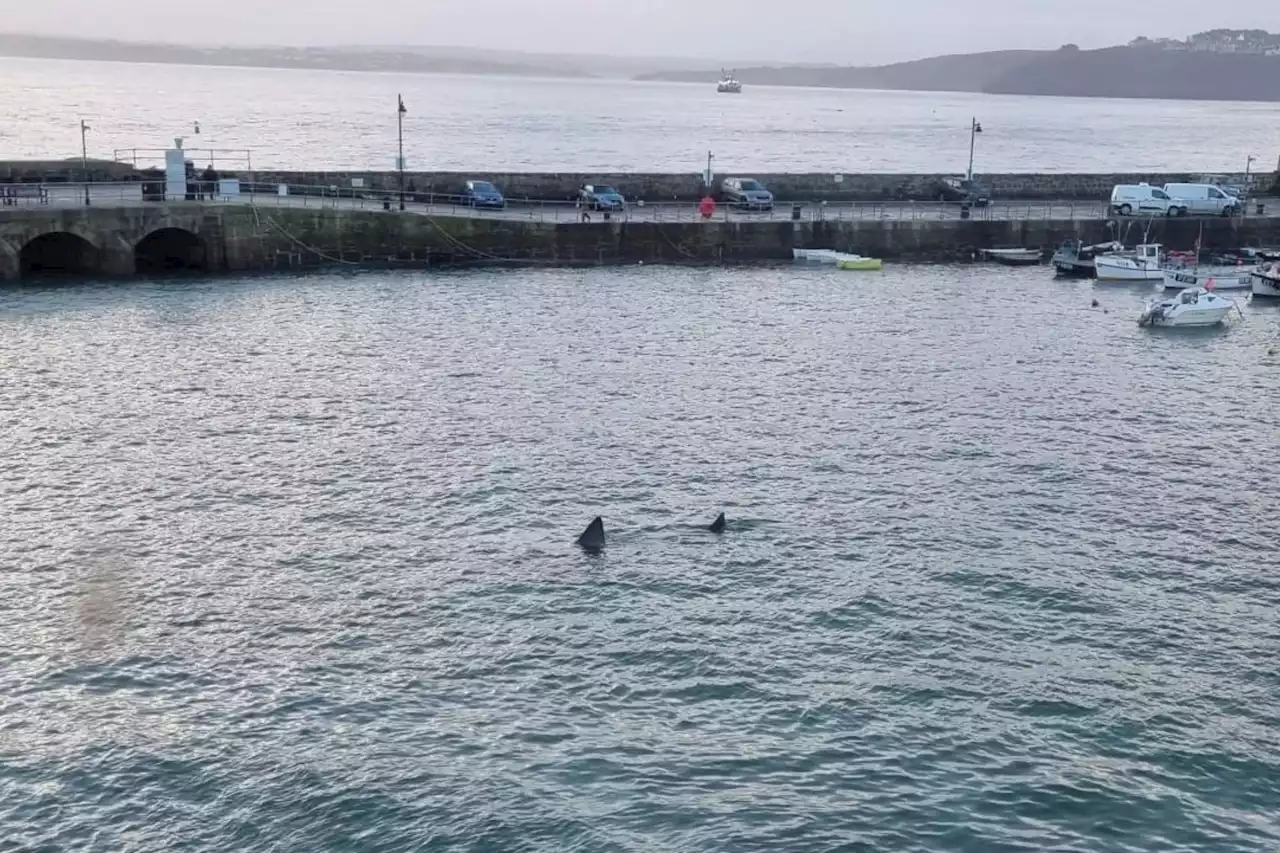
[3,56,1280,172]
[3,265,1280,851]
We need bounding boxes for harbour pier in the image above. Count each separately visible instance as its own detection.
[0,165,1277,281]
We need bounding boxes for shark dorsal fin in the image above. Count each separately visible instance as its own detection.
[577,517,605,551]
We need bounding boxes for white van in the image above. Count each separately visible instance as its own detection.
[1163,183,1241,217]
[1110,184,1174,216]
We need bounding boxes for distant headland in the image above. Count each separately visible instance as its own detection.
[0,33,597,79]
[7,29,1280,102]
[639,30,1280,103]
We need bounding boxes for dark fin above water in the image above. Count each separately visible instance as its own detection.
[578,517,605,551]
[709,513,727,534]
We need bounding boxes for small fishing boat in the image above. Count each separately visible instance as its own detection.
[836,255,883,271]
[717,70,742,94]
[1163,268,1254,291]
[1095,243,1164,281]
[1252,262,1280,298]
[793,248,842,263]
[1050,239,1124,278]
[1139,287,1240,327]
[793,248,882,269]
[981,247,1043,266]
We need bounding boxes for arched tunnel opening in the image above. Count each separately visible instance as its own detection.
[135,228,207,274]
[19,232,101,278]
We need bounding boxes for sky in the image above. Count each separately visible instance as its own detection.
[4,0,1277,65]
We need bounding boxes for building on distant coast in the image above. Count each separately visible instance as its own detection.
[1131,29,1280,56]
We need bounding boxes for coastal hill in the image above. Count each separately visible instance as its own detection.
[0,32,771,80]
[639,31,1280,102]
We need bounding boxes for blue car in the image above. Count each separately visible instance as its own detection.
[463,179,506,209]
[579,184,626,211]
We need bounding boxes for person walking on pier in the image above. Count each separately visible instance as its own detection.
[699,194,717,220]
[202,164,219,200]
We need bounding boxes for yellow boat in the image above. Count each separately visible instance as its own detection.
[836,255,883,271]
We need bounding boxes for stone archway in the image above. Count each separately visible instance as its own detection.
[19,232,102,278]
[135,227,207,274]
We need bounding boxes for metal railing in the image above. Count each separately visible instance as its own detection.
[1,180,1272,225]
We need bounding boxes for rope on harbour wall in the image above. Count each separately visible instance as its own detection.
[255,201,535,267]
[250,203,683,270]
[254,207,361,266]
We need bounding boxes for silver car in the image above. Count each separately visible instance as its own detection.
[721,178,774,211]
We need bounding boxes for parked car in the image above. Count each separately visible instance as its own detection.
[1109,184,1175,216]
[463,179,506,209]
[934,177,990,206]
[721,177,774,211]
[1163,183,1241,217]
[579,184,626,211]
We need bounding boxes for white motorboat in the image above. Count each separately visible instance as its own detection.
[717,70,742,94]
[1095,243,1164,281]
[1163,268,1254,291]
[1138,287,1239,327]
[1251,262,1280,297]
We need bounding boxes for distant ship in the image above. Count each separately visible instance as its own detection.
[717,69,742,94]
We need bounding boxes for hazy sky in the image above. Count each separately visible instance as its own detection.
[5,0,1277,64]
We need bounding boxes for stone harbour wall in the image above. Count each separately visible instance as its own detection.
[8,201,1280,283]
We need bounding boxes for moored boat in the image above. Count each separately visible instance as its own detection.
[980,247,1043,266]
[1162,268,1253,291]
[1252,262,1280,297]
[794,248,882,269]
[1095,243,1164,281]
[793,248,842,263]
[836,255,884,271]
[1138,287,1239,327]
[1050,239,1124,278]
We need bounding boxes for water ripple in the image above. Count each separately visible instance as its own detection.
[3,265,1280,851]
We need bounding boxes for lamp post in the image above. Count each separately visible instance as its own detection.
[397,94,407,211]
[966,117,983,182]
[80,119,91,206]
[1245,155,1257,215]
[705,150,714,190]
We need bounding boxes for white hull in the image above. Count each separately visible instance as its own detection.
[1096,243,1164,281]
[793,248,873,265]
[1095,263,1163,281]
[1146,306,1233,326]
[1139,287,1238,327]
[1252,273,1280,297]
[1163,269,1253,291]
